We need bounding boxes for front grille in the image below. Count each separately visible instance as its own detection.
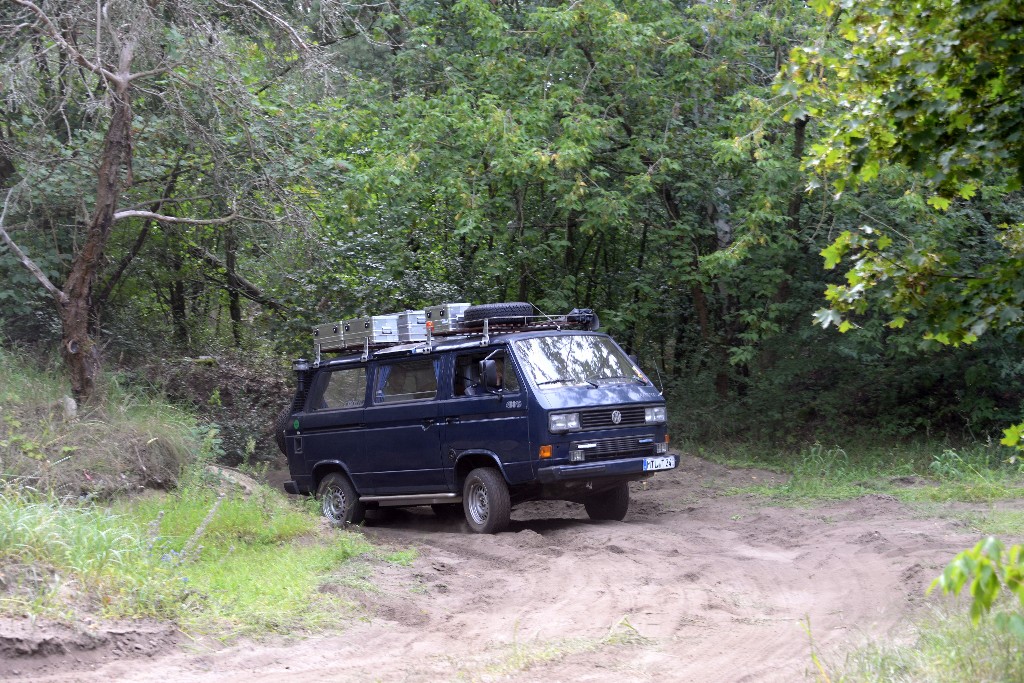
[571,434,656,462]
[579,405,647,429]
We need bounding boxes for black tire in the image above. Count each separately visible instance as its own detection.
[462,468,511,533]
[462,302,533,328]
[274,405,291,455]
[584,482,630,521]
[317,472,365,526]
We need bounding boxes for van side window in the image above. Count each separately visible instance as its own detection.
[320,367,367,410]
[376,359,438,403]
[454,351,519,396]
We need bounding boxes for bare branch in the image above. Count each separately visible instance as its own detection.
[12,0,121,85]
[127,66,172,83]
[112,210,239,225]
[186,245,280,310]
[217,0,310,53]
[0,184,69,305]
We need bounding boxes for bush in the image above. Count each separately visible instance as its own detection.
[0,347,202,496]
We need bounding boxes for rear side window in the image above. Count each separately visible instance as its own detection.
[319,367,367,410]
[376,359,438,403]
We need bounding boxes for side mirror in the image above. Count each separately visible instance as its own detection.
[479,359,500,391]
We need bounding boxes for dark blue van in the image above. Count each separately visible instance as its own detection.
[280,304,674,533]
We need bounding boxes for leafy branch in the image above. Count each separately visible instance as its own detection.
[930,536,1024,638]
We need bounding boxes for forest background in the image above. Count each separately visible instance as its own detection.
[1,0,1022,465]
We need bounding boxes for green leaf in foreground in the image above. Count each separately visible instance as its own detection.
[930,536,1024,632]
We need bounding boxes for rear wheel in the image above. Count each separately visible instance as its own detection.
[317,473,365,526]
[462,468,511,533]
[583,482,630,521]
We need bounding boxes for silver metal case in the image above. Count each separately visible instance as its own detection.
[397,310,427,342]
[313,321,345,352]
[343,314,400,345]
[424,303,470,333]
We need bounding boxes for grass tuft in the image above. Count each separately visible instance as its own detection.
[704,441,1023,504]
[1,478,373,637]
[0,347,204,495]
[835,603,1024,683]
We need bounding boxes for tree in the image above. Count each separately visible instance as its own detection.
[304,0,819,399]
[0,0,333,400]
[782,0,1024,445]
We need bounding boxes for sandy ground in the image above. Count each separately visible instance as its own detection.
[1,453,997,682]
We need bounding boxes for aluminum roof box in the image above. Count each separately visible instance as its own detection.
[425,303,470,333]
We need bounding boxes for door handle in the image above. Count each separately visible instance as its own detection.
[445,417,460,425]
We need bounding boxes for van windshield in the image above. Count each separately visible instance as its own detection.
[513,334,649,388]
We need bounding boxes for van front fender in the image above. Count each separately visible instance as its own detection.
[452,450,507,482]
[311,460,355,490]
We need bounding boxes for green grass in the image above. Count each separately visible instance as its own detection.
[833,604,1024,683]
[954,509,1024,537]
[1,478,373,637]
[0,346,202,495]
[0,346,387,638]
[697,441,1024,505]
[383,548,419,566]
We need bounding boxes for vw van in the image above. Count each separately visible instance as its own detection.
[279,303,674,533]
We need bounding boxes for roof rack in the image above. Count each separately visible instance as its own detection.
[310,303,599,364]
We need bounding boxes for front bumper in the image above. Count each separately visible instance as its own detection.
[537,453,677,483]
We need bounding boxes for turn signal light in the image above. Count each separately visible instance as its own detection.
[539,445,552,459]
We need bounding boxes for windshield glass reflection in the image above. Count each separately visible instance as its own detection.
[514,335,649,388]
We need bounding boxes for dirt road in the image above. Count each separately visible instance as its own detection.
[5,454,988,682]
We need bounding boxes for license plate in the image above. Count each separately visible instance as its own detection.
[643,455,675,471]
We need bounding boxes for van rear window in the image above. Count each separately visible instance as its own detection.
[376,359,438,403]
[319,367,367,410]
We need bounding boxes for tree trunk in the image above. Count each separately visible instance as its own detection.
[170,254,189,348]
[59,82,133,400]
[225,224,243,347]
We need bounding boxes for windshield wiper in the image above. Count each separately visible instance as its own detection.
[589,375,646,385]
[536,377,598,387]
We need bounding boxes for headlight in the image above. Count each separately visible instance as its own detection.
[549,412,581,433]
[645,406,667,424]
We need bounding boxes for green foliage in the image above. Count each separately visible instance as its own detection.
[786,0,1024,196]
[930,536,1024,638]
[1002,421,1024,456]
[788,0,1024,357]
[2,0,1022,446]
[836,604,1024,682]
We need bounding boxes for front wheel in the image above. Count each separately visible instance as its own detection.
[462,468,511,533]
[317,472,365,526]
[584,482,630,521]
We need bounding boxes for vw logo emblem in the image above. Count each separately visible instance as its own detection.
[611,410,622,424]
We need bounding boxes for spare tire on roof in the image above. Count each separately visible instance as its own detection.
[462,302,534,327]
